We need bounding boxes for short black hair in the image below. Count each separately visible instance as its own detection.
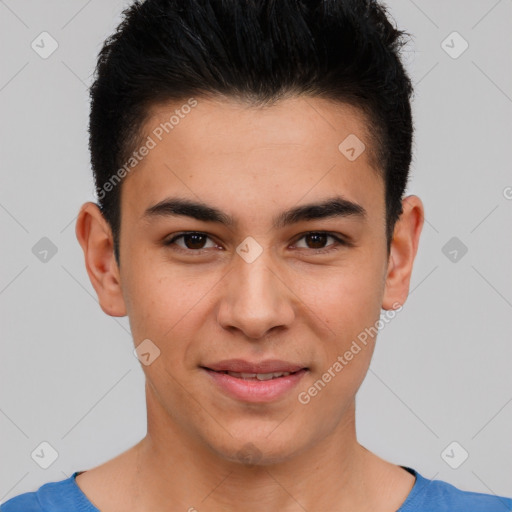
[89,0,414,264]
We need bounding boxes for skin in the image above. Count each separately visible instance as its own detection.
[75,95,424,512]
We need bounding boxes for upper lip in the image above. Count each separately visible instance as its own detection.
[203,359,307,374]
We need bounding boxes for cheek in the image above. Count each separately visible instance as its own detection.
[120,256,178,343]
[297,284,381,418]
[122,256,218,366]
[306,260,385,332]
[302,259,385,393]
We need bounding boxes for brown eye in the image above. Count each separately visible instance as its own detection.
[165,232,218,252]
[293,232,348,253]
[303,233,329,249]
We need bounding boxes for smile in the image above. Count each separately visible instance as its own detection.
[202,367,308,403]
[219,371,293,380]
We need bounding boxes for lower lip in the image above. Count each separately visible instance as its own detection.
[203,368,308,403]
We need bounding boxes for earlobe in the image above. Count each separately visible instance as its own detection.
[382,195,424,310]
[75,202,127,317]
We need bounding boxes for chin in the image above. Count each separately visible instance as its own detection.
[210,435,304,467]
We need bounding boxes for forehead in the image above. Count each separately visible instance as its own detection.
[143,95,379,167]
[120,95,385,225]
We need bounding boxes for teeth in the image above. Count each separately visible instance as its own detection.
[226,371,291,380]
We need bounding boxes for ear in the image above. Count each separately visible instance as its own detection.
[75,202,127,317]
[382,195,424,310]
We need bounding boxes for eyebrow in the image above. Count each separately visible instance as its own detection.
[142,195,367,230]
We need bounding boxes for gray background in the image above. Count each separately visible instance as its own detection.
[1,0,511,504]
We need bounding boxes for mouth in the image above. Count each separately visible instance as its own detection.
[210,370,300,381]
[201,360,308,403]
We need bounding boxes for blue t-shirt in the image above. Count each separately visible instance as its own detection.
[1,466,511,511]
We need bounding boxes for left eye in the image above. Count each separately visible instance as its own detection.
[164,231,347,254]
[292,232,346,252]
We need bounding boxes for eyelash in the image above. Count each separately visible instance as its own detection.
[163,231,351,255]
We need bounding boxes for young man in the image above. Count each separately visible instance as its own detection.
[3,0,511,511]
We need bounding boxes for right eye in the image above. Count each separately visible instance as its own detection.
[163,232,221,254]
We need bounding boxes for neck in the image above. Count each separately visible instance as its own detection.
[129,386,375,512]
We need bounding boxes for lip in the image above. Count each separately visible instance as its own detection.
[201,360,308,403]
[203,359,306,374]
[203,368,308,403]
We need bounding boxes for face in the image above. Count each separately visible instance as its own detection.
[78,95,423,466]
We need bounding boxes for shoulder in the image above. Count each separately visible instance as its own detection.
[1,490,42,512]
[0,472,99,512]
[399,468,512,512]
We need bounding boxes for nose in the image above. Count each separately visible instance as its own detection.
[216,245,296,340]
